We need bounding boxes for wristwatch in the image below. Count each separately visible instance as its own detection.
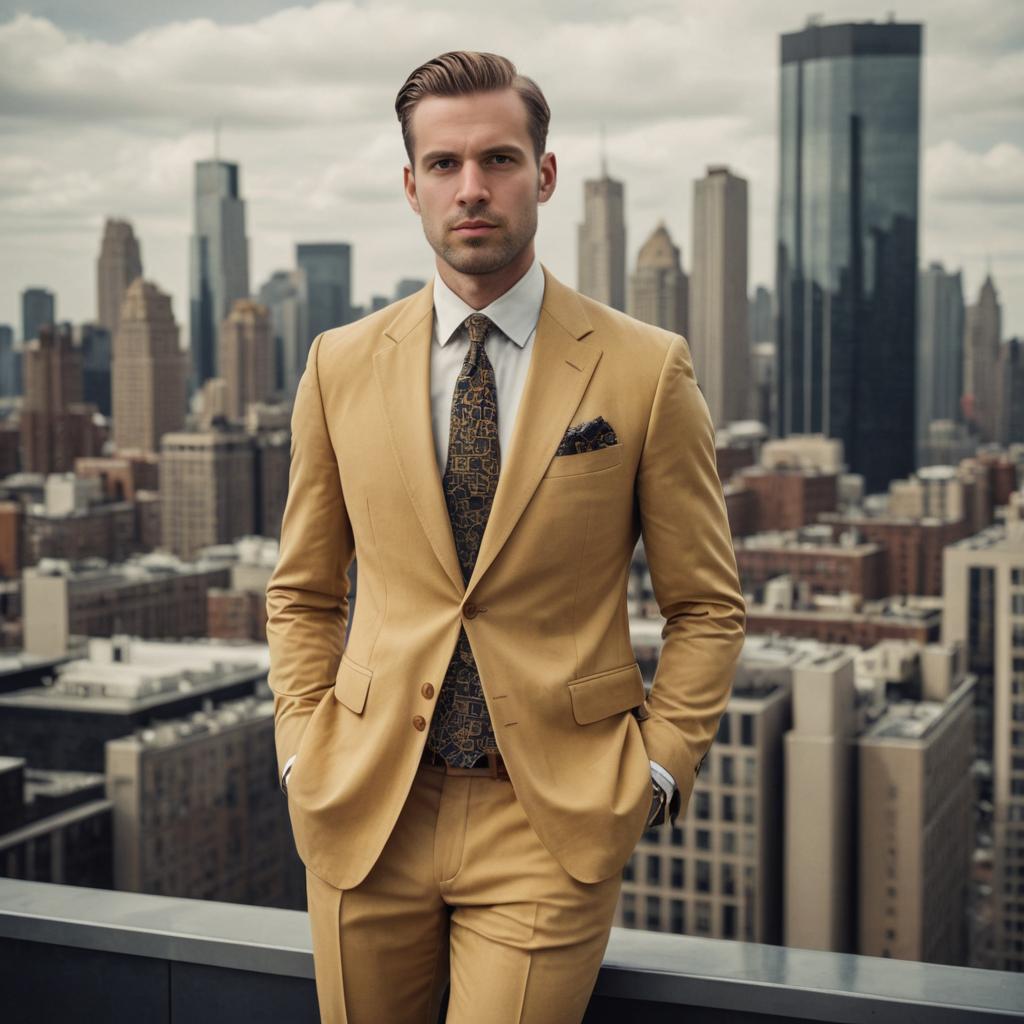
[646,777,668,827]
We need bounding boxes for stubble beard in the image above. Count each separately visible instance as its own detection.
[426,211,537,277]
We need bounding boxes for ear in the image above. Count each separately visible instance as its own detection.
[403,164,421,214]
[538,152,557,205]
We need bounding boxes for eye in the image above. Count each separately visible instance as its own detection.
[490,155,512,165]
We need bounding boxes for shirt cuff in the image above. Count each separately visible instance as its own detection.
[649,759,676,800]
[281,753,297,794]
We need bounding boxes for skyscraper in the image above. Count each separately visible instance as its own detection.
[0,325,20,398]
[189,159,250,395]
[96,218,143,336]
[21,287,55,345]
[219,299,274,421]
[577,159,626,312]
[113,278,187,454]
[917,263,965,464]
[776,19,922,494]
[627,221,688,336]
[297,243,352,340]
[21,323,101,473]
[691,165,750,427]
[258,269,308,398]
[963,275,1002,443]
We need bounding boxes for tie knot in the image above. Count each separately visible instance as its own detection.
[463,313,494,345]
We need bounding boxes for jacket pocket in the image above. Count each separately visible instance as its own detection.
[334,652,373,713]
[568,661,646,724]
[543,442,623,479]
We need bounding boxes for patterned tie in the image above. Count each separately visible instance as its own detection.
[426,312,501,767]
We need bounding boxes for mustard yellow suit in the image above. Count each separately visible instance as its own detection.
[266,263,745,1020]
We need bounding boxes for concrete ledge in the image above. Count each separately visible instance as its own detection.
[2,878,1022,1023]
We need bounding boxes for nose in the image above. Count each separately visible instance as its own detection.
[455,160,490,207]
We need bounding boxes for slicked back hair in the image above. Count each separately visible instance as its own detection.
[395,51,550,168]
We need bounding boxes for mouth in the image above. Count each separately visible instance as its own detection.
[453,221,497,236]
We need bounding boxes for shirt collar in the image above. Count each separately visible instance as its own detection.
[433,255,544,349]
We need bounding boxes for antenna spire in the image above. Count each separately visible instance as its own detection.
[599,122,607,177]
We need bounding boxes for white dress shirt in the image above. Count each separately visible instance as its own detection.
[283,254,676,819]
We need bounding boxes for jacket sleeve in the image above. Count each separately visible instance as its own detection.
[635,334,746,824]
[265,331,355,781]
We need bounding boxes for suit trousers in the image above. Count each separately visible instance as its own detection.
[303,757,625,1023]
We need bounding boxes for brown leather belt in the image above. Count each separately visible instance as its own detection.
[421,745,510,780]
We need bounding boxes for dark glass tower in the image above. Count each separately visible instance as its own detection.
[776,20,922,493]
[189,160,250,396]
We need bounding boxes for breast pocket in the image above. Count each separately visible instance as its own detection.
[542,442,624,480]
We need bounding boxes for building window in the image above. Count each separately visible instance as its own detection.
[721,754,734,785]
[722,903,737,938]
[622,891,636,928]
[671,857,685,888]
[670,899,685,934]
[696,828,712,850]
[646,895,661,930]
[697,860,712,893]
[741,714,755,745]
[646,855,661,885]
[717,713,732,744]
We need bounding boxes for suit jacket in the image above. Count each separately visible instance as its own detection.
[265,263,746,891]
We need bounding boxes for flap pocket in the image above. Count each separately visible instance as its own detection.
[543,443,623,479]
[568,661,646,724]
[334,653,373,713]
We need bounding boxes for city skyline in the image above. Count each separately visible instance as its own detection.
[1,1,1021,336]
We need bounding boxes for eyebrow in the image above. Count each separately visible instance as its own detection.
[420,144,528,166]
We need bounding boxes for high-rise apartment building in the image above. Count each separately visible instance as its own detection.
[776,19,922,494]
[160,429,255,560]
[112,279,186,454]
[691,165,750,427]
[627,221,688,336]
[96,218,143,336]
[577,161,626,311]
[943,490,1024,971]
[189,159,250,394]
[219,299,273,421]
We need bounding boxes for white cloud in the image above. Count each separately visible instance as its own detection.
[0,0,1022,336]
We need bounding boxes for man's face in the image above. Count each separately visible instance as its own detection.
[403,88,556,275]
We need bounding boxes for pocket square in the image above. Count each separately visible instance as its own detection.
[555,415,619,456]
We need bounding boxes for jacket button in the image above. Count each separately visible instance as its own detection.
[412,715,426,731]
[464,602,478,618]
[421,683,434,699]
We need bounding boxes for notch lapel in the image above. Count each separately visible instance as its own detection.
[373,283,465,596]
[465,265,601,597]
[372,264,602,601]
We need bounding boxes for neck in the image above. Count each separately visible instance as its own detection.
[436,243,536,310]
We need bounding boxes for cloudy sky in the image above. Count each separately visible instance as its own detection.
[1,0,1022,338]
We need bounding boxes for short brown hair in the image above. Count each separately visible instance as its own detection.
[395,51,550,167]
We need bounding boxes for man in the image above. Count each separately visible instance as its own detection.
[266,50,745,1024]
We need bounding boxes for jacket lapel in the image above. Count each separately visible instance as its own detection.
[465,266,601,596]
[373,283,465,596]
[373,263,603,599]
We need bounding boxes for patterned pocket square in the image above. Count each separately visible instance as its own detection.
[555,415,619,456]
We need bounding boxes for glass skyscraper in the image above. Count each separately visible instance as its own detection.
[776,20,922,494]
[189,159,250,396]
[296,243,353,341]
